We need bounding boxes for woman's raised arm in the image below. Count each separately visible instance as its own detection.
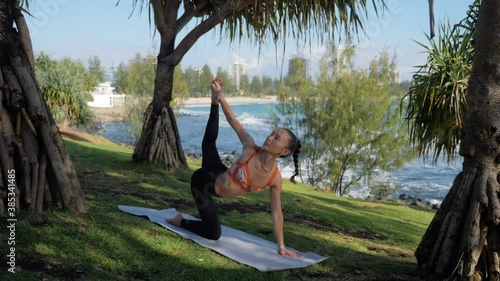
[211,79,256,148]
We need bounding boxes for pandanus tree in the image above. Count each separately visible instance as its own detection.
[406,0,500,279]
[125,0,387,170]
[0,0,88,215]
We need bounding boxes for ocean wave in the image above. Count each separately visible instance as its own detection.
[178,109,210,117]
[217,112,269,131]
[238,112,269,128]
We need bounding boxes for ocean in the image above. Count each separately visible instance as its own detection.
[96,102,463,204]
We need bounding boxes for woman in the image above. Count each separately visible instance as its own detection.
[168,78,301,258]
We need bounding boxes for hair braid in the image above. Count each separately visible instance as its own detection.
[281,128,301,183]
[290,140,301,184]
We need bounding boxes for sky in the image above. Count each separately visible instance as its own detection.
[25,0,473,82]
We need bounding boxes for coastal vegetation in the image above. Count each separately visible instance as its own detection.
[35,53,100,126]
[403,0,479,163]
[272,46,414,196]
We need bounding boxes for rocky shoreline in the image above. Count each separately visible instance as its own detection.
[396,194,441,210]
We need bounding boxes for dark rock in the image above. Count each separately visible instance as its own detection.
[411,200,428,208]
[398,193,414,201]
[187,153,201,159]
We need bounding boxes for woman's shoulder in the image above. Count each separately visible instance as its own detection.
[236,145,260,162]
[244,144,260,153]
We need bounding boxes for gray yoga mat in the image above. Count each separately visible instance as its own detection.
[118,205,327,272]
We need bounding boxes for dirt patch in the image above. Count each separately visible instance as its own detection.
[83,185,174,207]
[4,258,86,280]
[367,247,413,259]
[289,270,424,281]
[372,276,424,281]
[4,258,161,281]
[28,216,52,228]
[349,231,387,241]
[60,128,115,145]
[289,269,335,280]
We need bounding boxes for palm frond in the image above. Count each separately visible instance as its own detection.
[123,0,386,49]
[402,0,480,163]
[222,0,386,46]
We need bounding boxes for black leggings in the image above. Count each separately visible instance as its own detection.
[180,104,227,240]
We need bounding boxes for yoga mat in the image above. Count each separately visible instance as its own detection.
[118,205,327,272]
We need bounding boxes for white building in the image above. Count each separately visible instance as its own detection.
[87,82,126,108]
[229,61,247,91]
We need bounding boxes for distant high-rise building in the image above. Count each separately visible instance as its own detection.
[288,58,310,79]
[394,71,400,84]
[229,61,247,91]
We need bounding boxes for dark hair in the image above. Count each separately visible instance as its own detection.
[282,128,301,184]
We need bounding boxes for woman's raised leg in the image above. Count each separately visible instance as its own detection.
[201,104,222,168]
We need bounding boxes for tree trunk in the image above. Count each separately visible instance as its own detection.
[131,0,242,171]
[0,0,88,215]
[416,1,500,280]
[132,61,188,171]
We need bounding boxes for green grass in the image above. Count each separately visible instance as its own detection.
[0,136,436,281]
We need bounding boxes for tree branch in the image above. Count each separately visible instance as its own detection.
[163,0,180,32]
[157,0,181,57]
[176,1,195,34]
[151,0,167,35]
[163,1,250,66]
[162,15,224,65]
[428,0,435,39]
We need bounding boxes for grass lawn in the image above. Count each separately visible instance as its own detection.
[0,132,437,280]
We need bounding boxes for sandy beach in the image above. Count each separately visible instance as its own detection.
[90,95,277,122]
[184,95,277,106]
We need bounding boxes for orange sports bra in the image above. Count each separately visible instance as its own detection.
[227,148,279,193]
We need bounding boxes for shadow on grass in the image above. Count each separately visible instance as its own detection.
[0,207,282,281]
[287,192,433,240]
[0,139,436,281]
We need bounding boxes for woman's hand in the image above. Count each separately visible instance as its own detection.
[278,247,301,258]
[211,78,223,93]
[211,77,224,104]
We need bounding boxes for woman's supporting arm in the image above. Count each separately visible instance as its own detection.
[270,180,300,257]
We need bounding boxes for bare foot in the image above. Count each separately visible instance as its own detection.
[167,213,184,226]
